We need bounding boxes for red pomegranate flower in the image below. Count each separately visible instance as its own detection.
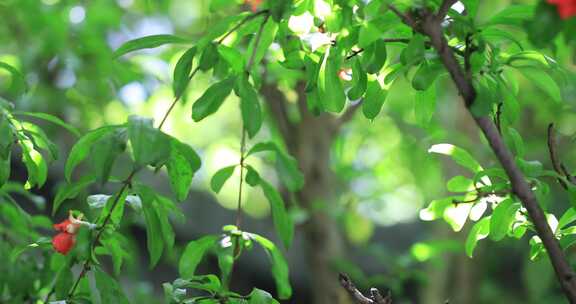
[52,212,89,255]
[548,0,576,19]
[245,0,263,12]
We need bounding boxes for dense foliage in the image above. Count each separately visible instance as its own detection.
[0,0,576,303]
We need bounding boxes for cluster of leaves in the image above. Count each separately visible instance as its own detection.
[1,0,575,302]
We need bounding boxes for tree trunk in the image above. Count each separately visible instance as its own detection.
[261,81,351,303]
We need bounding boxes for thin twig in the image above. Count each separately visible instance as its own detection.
[339,273,392,304]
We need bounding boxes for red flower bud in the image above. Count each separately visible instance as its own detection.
[52,232,76,255]
[548,0,576,19]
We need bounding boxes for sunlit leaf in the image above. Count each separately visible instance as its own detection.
[114,34,188,58]
[465,217,490,257]
[249,233,292,299]
[211,165,237,193]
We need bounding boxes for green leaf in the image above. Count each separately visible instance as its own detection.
[199,42,220,71]
[0,151,10,188]
[247,142,304,191]
[65,125,121,182]
[14,112,80,137]
[400,34,425,65]
[100,234,129,276]
[179,235,219,279]
[249,233,292,299]
[173,275,222,293]
[525,2,562,48]
[360,39,387,74]
[20,122,59,161]
[505,127,525,157]
[248,288,280,304]
[362,78,387,119]
[429,143,483,172]
[446,176,473,192]
[136,185,165,268]
[559,208,576,230]
[465,217,490,258]
[173,47,197,99]
[218,45,244,73]
[53,175,95,215]
[359,20,383,48]
[517,66,561,103]
[127,116,170,167]
[414,82,436,127]
[19,135,47,188]
[471,76,499,117]
[113,34,188,58]
[211,165,237,193]
[245,165,261,187]
[259,179,294,248]
[490,199,521,241]
[485,5,534,26]
[94,267,130,304]
[238,75,262,138]
[90,128,127,184]
[246,17,278,68]
[317,46,346,113]
[192,77,236,121]
[0,61,27,95]
[412,62,443,91]
[167,138,201,201]
[347,58,367,100]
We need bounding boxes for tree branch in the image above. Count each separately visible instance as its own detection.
[339,273,392,304]
[436,0,457,20]
[392,1,576,301]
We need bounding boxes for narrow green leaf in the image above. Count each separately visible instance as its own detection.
[485,5,534,26]
[490,199,521,241]
[0,151,10,188]
[360,39,387,74]
[347,58,367,100]
[127,116,170,167]
[14,112,80,137]
[238,76,262,138]
[90,128,127,184]
[192,77,236,121]
[173,47,197,99]
[167,139,201,201]
[412,62,443,91]
[114,34,188,58]
[249,233,292,299]
[211,165,236,193]
[179,235,219,279]
[317,46,346,113]
[465,217,490,257]
[136,185,164,268]
[428,143,483,172]
[94,267,130,304]
[19,135,47,188]
[400,34,425,65]
[65,125,120,182]
[559,208,576,229]
[259,179,294,248]
[218,45,244,73]
[362,78,387,119]
[247,142,303,191]
[414,82,436,127]
[246,17,278,68]
[517,66,561,103]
